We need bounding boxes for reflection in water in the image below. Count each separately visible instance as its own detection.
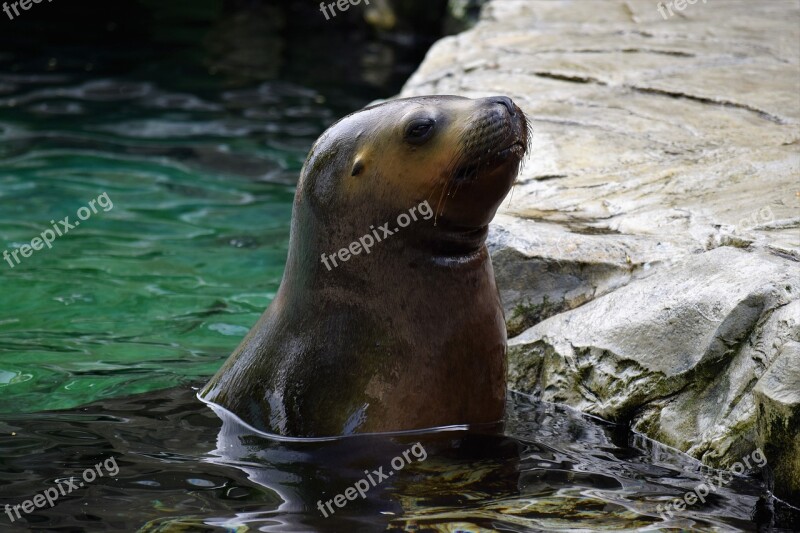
[0,387,773,531]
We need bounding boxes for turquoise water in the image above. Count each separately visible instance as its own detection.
[0,76,322,412]
[0,0,437,414]
[1,0,431,415]
[0,0,433,416]
[0,0,442,413]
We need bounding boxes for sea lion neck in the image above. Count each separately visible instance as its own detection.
[282,210,491,287]
[406,223,490,261]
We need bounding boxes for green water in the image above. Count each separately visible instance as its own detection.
[0,82,311,412]
[0,0,422,414]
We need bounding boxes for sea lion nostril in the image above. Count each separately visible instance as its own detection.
[490,96,516,117]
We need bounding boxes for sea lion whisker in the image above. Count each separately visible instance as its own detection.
[434,178,449,224]
[452,180,462,199]
[440,176,458,217]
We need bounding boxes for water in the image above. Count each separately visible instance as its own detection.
[0,0,415,413]
[0,3,788,531]
[0,75,313,413]
[0,389,772,531]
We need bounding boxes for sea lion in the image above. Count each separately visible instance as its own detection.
[201,95,529,437]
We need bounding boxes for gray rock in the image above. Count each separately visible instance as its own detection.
[507,247,799,500]
[489,214,687,335]
[754,334,800,505]
[401,0,800,504]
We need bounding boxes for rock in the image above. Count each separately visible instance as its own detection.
[488,214,686,336]
[507,248,799,493]
[401,0,800,507]
[754,335,800,506]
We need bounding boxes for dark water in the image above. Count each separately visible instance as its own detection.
[0,388,773,532]
[0,2,791,531]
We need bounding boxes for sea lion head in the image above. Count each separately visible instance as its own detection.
[297,95,529,255]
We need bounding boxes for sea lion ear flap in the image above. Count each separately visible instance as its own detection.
[351,159,365,177]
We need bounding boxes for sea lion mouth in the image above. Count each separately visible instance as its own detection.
[450,99,529,184]
[452,133,528,183]
[497,139,527,160]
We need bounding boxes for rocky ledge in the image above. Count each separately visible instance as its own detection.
[401,0,799,508]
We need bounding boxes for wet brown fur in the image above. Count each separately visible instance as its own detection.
[201,95,529,437]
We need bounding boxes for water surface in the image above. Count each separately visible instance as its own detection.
[0,389,772,532]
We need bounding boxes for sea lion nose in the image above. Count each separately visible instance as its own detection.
[488,96,516,117]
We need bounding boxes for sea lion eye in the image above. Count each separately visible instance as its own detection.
[404,118,435,145]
